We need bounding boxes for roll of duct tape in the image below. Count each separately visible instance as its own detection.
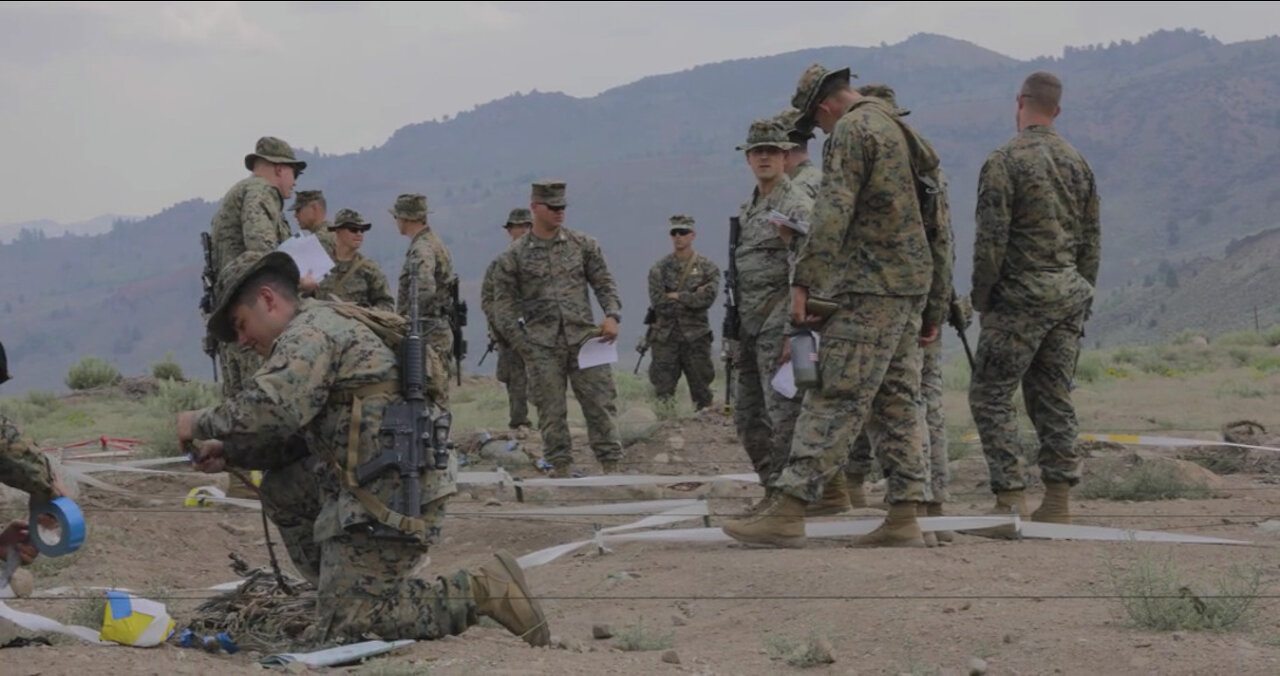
[28,497,86,557]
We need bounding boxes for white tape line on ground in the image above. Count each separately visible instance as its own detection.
[1078,432,1280,454]
[486,498,703,517]
[510,472,760,488]
[0,601,116,645]
[64,461,207,477]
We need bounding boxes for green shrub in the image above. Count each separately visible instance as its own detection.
[151,351,185,382]
[65,356,121,391]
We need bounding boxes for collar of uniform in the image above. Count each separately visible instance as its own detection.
[526,229,566,246]
[410,227,433,245]
[1023,124,1057,136]
[752,174,794,207]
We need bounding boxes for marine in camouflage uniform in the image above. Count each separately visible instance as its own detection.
[644,215,721,411]
[774,107,822,200]
[205,136,308,398]
[0,343,59,507]
[290,189,337,259]
[730,120,813,495]
[967,71,1101,533]
[723,63,953,549]
[314,209,395,312]
[392,194,457,405]
[489,181,624,477]
[178,251,549,647]
[481,209,535,432]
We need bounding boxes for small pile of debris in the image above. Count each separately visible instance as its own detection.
[179,553,316,654]
[1179,420,1280,477]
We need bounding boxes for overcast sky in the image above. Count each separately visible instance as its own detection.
[2,1,1277,225]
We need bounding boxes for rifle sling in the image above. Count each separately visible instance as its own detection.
[325,380,433,541]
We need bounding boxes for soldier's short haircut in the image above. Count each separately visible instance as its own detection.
[1020,71,1063,114]
[234,268,299,311]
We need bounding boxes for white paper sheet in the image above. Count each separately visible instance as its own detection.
[277,233,334,280]
[771,361,797,398]
[577,337,618,369]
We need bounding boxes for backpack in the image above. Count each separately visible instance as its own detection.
[325,299,409,354]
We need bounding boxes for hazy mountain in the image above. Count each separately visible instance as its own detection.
[0,213,131,244]
[4,29,1280,395]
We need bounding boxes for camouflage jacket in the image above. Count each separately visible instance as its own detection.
[397,228,456,353]
[646,251,721,343]
[481,252,511,345]
[490,227,622,351]
[736,176,812,336]
[790,160,823,201]
[972,125,1101,314]
[209,176,291,273]
[0,417,56,503]
[316,253,394,313]
[194,299,457,542]
[793,98,937,309]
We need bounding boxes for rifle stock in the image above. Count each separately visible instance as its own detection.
[450,279,467,386]
[198,232,219,380]
[947,291,975,370]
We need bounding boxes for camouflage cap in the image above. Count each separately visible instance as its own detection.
[243,136,307,172]
[505,208,533,227]
[774,107,815,142]
[668,214,695,231]
[207,251,300,343]
[857,84,910,116]
[289,189,324,212]
[791,63,855,129]
[736,119,797,153]
[388,193,428,222]
[330,208,371,230]
[0,340,9,385]
[531,180,567,208]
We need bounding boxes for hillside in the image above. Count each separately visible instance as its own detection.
[6,28,1280,393]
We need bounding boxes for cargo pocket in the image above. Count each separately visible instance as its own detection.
[817,321,879,399]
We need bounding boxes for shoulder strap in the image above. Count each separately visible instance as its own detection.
[332,256,369,291]
[675,254,698,289]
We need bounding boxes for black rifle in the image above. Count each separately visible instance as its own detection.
[354,268,451,543]
[634,307,656,374]
[947,291,975,370]
[198,232,219,380]
[721,217,742,410]
[449,278,467,386]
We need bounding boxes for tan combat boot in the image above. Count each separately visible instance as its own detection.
[845,472,868,509]
[926,502,954,543]
[742,488,777,517]
[548,464,572,479]
[806,473,851,516]
[850,501,925,548]
[1032,481,1072,524]
[471,551,551,647]
[917,503,938,547]
[961,490,1029,540]
[721,493,807,548]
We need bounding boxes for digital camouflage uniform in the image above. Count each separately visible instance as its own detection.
[393,194,457,406]
[845,84,953,505]
[206,136,306,399]
[489,181,624,474]
[193,251,549,647]
[969,123,1101,495]
[289,189,337,259]
[732,120,812,488]
[0,420,57,505]
[769,65,952,508]
[481,209,534,430]
[645,215,721,411]
[315,209,395,312]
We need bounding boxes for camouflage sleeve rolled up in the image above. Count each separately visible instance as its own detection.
[240,180,289,255]
[0,416,57,503]
[792,101,934,299]
[584,234,622,319]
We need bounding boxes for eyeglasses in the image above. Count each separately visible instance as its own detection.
[339,225,369,233]
[670,229,693,237]
[545,205,566,213]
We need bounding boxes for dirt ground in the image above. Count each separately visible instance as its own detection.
[4,409,1280,676]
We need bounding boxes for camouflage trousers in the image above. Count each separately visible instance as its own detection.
[733,304,803,488]
[774,293,928,505]
[648,331,716,411]
[969,302,1088,493]
[217,342,262,399]
[424,322,453,406]
[315,516,475,644]
[523,332,622,469]
[496,343,532,429]
[846,333,949,502]
[258,456,324,585]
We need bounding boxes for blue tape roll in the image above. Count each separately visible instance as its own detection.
[29,496,86,557]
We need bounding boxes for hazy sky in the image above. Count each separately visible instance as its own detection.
[2,1,1277,224]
